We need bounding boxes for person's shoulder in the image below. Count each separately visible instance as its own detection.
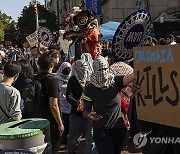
[44,75,58,85]
[9,85,21,96]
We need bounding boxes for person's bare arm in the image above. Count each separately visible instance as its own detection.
[49,97,64,133]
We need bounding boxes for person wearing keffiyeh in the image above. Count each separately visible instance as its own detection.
[83,56,137,154]
[109,61,133,153]
[66,59,98,154]
[56,62,72,149]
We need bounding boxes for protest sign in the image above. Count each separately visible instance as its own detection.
[112,9,151,62]
[133,44,180,128]
[26,30,38,47]
[38,26,53,47]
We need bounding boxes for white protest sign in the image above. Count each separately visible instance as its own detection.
[26,30,38,47]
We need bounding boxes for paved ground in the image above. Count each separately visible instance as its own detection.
[58,138,142,154]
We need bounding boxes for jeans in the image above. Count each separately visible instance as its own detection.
[93,127,126,154]
[67,114,98,154]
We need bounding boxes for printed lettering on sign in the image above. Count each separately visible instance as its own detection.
[133,45,180,128]
[112,9,151,62]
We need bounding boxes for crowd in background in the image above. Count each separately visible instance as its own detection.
[0,33,180,154]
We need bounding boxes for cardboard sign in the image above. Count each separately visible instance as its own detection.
[26,30,38,47]
[112,9,151,62]
[133,44,180,128]
[38,26,53,47]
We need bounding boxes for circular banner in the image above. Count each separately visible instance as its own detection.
[112,9,151,61]
[38,26,53,47]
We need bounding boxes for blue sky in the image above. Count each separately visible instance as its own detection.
[0,0,44,21]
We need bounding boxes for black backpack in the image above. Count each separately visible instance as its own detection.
[22,74,50,118]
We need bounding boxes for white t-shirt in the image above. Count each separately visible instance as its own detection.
[58,80,71,114]
[0,83,22,124]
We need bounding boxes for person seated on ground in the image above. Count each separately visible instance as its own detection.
[0,61,22,124]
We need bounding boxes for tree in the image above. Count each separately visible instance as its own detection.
[17,3,59,32]
[0,19,4,41]
[0,12,16,41]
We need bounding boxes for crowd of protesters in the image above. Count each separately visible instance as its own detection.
[0,32,180,154]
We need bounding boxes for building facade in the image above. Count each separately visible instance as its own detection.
[45,0,180,25]
[45,0,83,26]
[102,0,180,23]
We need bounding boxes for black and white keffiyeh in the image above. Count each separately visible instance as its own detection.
[109,61,133,103]
[56,62,72,82]
[73,59,88,88]
[109,62,133,76]
[91,56,114,90]
[81,53,94,81]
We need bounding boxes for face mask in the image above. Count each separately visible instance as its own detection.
[54,57,60,64]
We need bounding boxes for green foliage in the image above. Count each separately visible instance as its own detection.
[0,12,16,41]
[0,19,4,41]
[17,3,59,32]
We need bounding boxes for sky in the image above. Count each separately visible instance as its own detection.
[0,0,45,21]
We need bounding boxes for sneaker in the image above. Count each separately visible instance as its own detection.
[60,144,66,149]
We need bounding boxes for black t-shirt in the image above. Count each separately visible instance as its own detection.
[12,77,26,96]
[36,71,59,124]
[66,75,83,116]
[84,76,125,129]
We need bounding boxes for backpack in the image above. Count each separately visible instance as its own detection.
[22,74,50,118]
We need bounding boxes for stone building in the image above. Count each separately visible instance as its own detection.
[45,0,180,23]
[102,0,180,22]
[45,0,84,25]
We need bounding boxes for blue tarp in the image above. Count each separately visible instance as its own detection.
[99,21,120,40]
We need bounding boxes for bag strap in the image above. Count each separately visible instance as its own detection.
[0,104,10,119]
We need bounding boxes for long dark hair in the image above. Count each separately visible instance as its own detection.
[19,59,34,79]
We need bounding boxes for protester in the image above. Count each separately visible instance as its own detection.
[30,47,41,74]
[48,49,62,73]
[37,53,64,153]
[66,59,98,154]
[12,59,34,111]
[101,40,110,58]
[109,61,134,153]
[56,62,72,149]
[83,56,138,154]
[152,37,158,46]
[13,59,34,95]
[0,61,22,124]
[159,38,167,45]
[167,34,177,45]
[175,35,180,44]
